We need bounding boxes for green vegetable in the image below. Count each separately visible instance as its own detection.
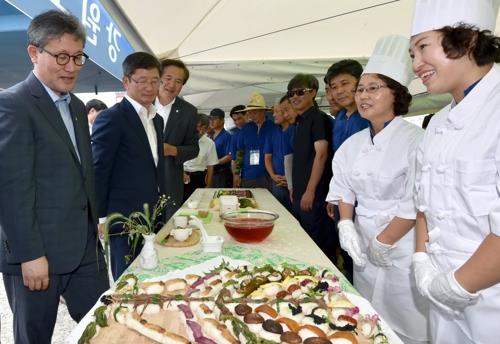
[78,322,96,344]
[94,306,108,327]
[113,305,127,322]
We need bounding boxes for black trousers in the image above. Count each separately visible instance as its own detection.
[212,168,233,188]
[2,228,109,344]
[183,171,206,202]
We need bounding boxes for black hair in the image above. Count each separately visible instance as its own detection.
[229,105,246,117]
[324,59,363,85]
[422,113,435,129]
[279,94,289,104]
[376,74,412,116]
[198,113,209,128]
[122,52,161,77]
[287,73,319,91]
[160,59,190,84]
[438,23,500,66]
[28,10,86,48]
[85,99,108,114]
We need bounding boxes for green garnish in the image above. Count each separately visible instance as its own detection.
[94,306,108,327]
[78,321,97,344]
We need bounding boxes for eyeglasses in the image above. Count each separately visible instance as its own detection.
[129,77,161,88]
[39,47,88,66]
[287,88,313,98]
[355,84,387,95]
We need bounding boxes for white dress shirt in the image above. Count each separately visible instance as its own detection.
[125,95,158,166]
[155,97,175,131]
[184,134,218,172]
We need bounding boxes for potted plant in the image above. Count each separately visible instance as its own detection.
[103,194,169,270]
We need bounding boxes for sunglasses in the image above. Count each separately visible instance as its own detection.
[287,88,313,98]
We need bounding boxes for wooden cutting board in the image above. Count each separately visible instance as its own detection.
[158,229,200,247]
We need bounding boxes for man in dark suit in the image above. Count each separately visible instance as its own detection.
[155,59,199,220]
[92,52,165,280]
[0,11,109,344]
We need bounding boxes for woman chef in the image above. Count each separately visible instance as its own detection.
[326,35,429,344]
[410,0,500,343]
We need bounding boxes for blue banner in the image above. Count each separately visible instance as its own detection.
[6,0,135,79]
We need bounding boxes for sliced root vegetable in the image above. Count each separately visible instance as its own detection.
[299,324,327,339]
[255,304,278,318]
[277,317,300,333]
[328,331,358,344]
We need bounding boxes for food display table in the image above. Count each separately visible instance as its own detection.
[69,188,403,343]
[127,188,348,286]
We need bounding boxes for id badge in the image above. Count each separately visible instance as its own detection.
[249,149,260,165]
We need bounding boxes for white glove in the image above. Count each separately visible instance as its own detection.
[338,219,366,267]
[429,270,479,311]
[412,252,439,297]
[368,235,394,267]
[412,253,464,316]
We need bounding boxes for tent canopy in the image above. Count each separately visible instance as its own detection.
[114,0,499,115]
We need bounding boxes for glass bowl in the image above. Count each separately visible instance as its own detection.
[220,210,279,243]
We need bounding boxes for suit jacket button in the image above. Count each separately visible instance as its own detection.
[81,204,87,211]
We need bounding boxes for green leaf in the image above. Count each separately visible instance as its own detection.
[94,306,108,327]
[78,321,96,344]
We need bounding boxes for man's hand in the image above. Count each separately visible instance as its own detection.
[163,143,178,157]
[98,223,105,240]
[233,174,241,188]
[21,256,49,291]
[274,175,287,187]
[300,189,315,211]
[326,203,336,220]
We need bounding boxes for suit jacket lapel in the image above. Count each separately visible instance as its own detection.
[27,73,81,166]
[69,97,88,174]
[164,97,180,140]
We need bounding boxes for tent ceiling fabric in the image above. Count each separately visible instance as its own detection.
[114,0,499,114]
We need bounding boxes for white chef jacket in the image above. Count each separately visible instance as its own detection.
[184,134,218,172]
[327,116,429,342]
[415,63,500,344]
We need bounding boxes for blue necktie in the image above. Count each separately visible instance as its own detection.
[56,95,80,161]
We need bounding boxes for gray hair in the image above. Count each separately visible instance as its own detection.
[27,10,86,49]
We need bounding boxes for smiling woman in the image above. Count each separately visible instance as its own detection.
[326,34,429,344]
[409,0,500,343]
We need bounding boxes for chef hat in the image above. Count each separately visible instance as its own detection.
[411,0,499,36]
[362,35,413,87]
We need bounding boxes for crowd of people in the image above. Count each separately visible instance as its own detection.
[0,0,500,343]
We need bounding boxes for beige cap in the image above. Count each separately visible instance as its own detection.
[411,0,499,36]
[363,35,413,87]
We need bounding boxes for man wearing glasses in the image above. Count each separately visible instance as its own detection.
[92,52,165,280]
[155,59,199,221]
[0,10,109,343]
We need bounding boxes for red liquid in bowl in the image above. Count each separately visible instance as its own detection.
[224,218,274,243]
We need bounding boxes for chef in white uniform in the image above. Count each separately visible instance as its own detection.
[326,35,429,344]
[409,0,500,343]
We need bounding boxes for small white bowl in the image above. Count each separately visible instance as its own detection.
[171,227,192,242]
[187,199,200,209]
[201,235,224,253]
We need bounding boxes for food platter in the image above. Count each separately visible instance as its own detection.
[69,256,402,344]
[210,189,258,209]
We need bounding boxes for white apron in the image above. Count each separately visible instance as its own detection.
[415,64,500,344]
[327,117,429,342]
